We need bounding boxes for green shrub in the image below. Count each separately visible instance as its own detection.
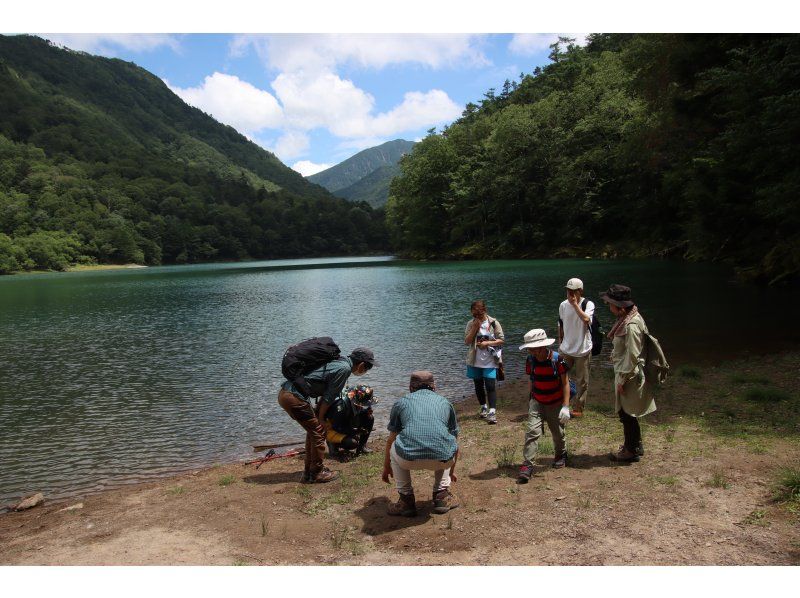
[218,474,236,487]
[773,468,800,503]
[678,366,701,379]
[494,444,518,468]
[744,387,791,403]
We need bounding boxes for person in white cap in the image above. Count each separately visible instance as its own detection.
[517,329,571,483]
[558,277,594,417]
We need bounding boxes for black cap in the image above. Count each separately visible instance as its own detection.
[349,347,378,367]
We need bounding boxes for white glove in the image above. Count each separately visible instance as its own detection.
[558,406,571,424]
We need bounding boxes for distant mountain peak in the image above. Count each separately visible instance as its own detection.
[308,139,416,207]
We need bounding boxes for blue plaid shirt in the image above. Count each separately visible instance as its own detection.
[387,389,459,462]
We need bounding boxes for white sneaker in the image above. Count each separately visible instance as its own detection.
[479,406,489,418]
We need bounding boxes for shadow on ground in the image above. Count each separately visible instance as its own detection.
[353,496,432,535]
[468,466,518,480]
[243,471,303,485]
[565,453,617,470]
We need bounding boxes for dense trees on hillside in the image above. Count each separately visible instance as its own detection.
[0,35,386,273]
[387,34,800,284]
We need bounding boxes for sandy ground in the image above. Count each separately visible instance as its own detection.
[1,352,798,565]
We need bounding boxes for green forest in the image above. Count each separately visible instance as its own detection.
[386,34,800,285]
[0,35,387,274]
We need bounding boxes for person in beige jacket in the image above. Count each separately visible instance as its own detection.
[600,284,655,463]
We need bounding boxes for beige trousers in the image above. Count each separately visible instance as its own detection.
[390,444,453,496]
[563,353,591,411]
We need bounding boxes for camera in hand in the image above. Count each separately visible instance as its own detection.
[477,334,499,358]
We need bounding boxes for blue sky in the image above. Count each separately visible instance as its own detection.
[35,33,585,175]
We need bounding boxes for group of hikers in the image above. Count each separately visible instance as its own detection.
[276,279,668,516]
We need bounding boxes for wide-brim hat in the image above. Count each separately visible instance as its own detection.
[599,284,634,308]
[519,328,555,350]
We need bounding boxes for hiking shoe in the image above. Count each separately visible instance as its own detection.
[517,464,534,484]
[432,490,458,514]
[618,444,645,457]
[479,406,489,419]
[486,411,497,425]
[552,453,567,468]
[305,466,339,483]
[569,409,583,418]
[387,493,417,517]
[609,448,640,463]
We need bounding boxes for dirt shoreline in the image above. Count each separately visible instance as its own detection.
[1,352,798,565]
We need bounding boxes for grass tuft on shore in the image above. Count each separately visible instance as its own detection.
[743,387,792,403]
[773,468,800,504]
[218,474,237,487]
[678,366,701,379]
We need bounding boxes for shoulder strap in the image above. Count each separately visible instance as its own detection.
[581,298,588,310]
[550,350,560,376]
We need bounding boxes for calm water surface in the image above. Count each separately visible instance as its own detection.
[1,257,798,504]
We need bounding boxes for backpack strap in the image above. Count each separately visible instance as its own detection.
[550,350,559,377]
[581,298,591,326]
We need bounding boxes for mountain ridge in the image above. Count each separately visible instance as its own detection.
[0,35,386,272]
[308,139,415,206]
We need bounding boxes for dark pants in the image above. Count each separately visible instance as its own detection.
[278,389,326,474]
[473,378,497,409]
[618,409,642,452]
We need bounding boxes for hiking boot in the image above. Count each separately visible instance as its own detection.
[552,453,567,469]
[305,466,339,483]
[432,489,458,514]
[486,411,497,425]
[609,447,640,463]
[479,406,489,419]
[569,409,583,418]
[618,443,645,457]
[387,493,417,517]
[517,464,534,484]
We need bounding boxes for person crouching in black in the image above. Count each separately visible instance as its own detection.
[323,385,376,461]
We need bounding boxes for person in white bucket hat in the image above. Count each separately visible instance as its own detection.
[517,329,572,483]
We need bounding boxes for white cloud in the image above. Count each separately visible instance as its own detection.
[271,131,310,161]
[271,71,375,134]
[370,90,461,137]
[508,33,589,56]
[167,34,477,161]
[39,33,180,56]
[292,160,332,177]
[231,34,490,73]
[271,71,460,139]
[167,72,283,133]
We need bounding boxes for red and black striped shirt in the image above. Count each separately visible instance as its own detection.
[526,351,569,404]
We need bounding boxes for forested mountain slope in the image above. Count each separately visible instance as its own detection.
[333,163,403,208]
[308,139,415,207]
[387,34,800,285]
[0,35,386,273]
